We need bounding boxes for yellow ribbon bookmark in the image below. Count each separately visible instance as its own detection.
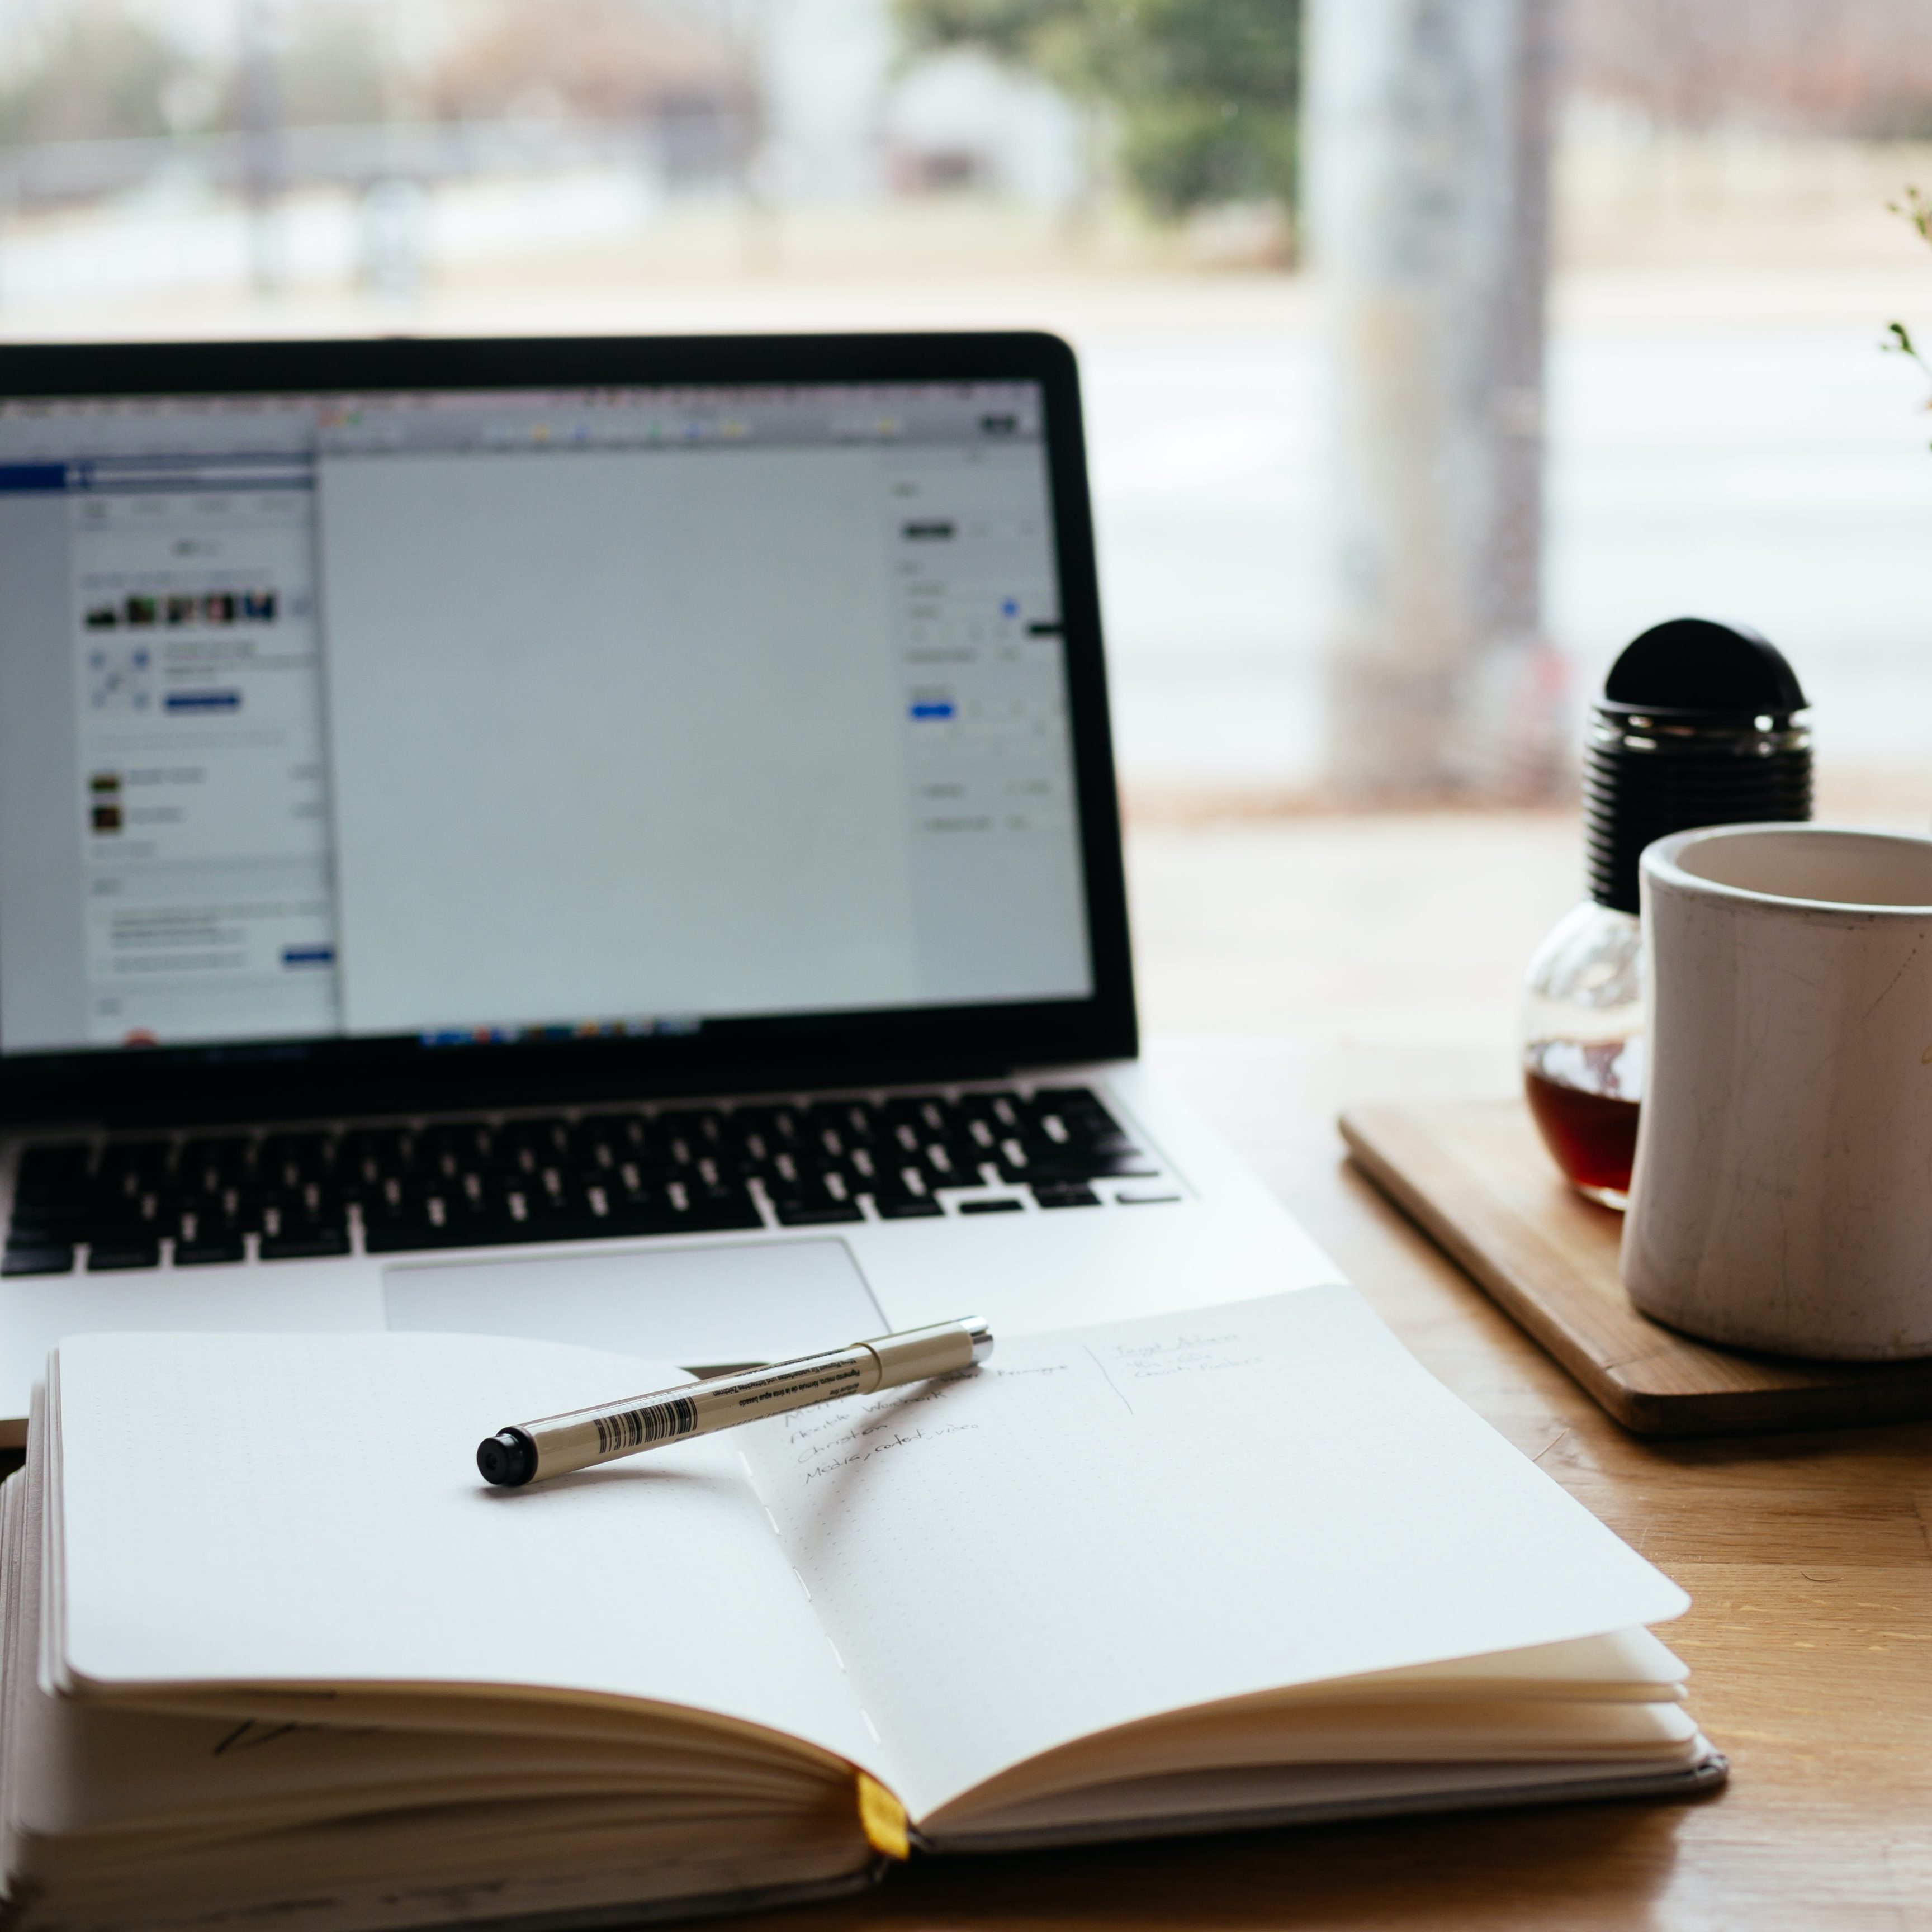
[856,1773,910,1860]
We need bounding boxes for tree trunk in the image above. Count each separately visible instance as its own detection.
[1304,0,1565,802]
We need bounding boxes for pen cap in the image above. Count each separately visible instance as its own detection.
[863,1317,992,1388]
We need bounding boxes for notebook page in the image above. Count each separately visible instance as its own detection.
[49,1332,880,1779]
[737,1286,1689,1822]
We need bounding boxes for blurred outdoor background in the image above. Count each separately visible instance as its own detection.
[4,0,1931,1054]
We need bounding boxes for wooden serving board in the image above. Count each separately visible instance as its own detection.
[1339,1097,1932,1436]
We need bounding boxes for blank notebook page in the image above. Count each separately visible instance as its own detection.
[736,1286,1689,1821]
[49,1332,880,1775]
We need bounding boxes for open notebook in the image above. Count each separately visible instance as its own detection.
[3,1288,1723,1931]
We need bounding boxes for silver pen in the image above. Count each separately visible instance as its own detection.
[476,1315,994,1488]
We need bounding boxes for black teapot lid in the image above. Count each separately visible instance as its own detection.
[1599,617,1807,724]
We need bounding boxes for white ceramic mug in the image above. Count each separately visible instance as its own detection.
[1621,823,1932,1360]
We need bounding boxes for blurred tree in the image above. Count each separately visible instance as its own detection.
[1307,0,1563,802]
[1569,0,1932,136]
[207,2,396,137]
[0,2,183,145]
[432,0,749,124]
[894,0,1299,219]
[431,0,759,183]
[277,6,394,127]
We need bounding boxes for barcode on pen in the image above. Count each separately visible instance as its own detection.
[595,1396,698,1455]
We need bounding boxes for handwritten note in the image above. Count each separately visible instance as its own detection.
[1083,1330,1265,1410]
[780,1362,1082,1485]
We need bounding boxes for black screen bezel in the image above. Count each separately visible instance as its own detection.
[0,330,1137,1129]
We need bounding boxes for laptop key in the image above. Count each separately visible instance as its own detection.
[870,1193,944,1220]
[1026,1090,1144,1157]
[770,1164,864,1227]
[13,1145,91,1237]
[870,1166,941,1219]
[3,1211,84,1246]
[84,1208,174,1264]
[804,1100,880,1149]
[363,1218,480,1254]
[258,1188,351,1261]
[217,1186,266,1235]
[258,1226,351,1261]
[335,1129,409,1201]
[960,1091,1026,1131]
[568,1116,637,1178]
[674,1185,765,1234]
[87,1237,162,1271]
[174,1201,249,1259]
[658,1110,728,1160]
[174,1234,248,1266]
[1007,1147,1158,1183]
[89,1166,155,1225]
[96,1139,171,1182]
[2,1244,75,1276]
[771,1197,864,1227]
[1031,1182,1101,1209]
[1005,1088,1157,1181]
[916,1140,967,1185]
[495,1120,572,1179]
[15,1142,91,1190]
[259,1133,335,1194]
[178,1135,253,1186]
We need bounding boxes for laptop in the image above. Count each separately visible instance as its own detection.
[0,331,1342,1442]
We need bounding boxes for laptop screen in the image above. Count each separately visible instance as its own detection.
[0,375,1098,1074]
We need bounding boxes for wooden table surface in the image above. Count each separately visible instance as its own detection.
[737,1034,1932,1932]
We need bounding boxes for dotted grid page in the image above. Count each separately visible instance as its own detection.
[736,1285,1690,1826]
[49,1332,883,1782]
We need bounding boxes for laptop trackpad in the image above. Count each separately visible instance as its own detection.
[382,1238,884,1370]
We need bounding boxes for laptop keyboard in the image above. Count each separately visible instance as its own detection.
[1,1087,1174,1276]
